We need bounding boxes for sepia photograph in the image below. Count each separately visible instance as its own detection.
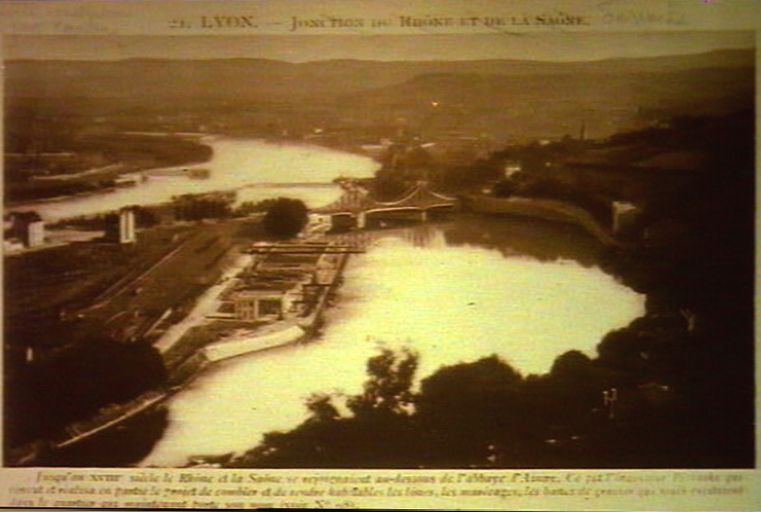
[1,20,756,487]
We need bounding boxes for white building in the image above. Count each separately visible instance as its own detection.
[234,290,287,322]
[612,201,640,235]
[503,161,522,178]
[106,207,136,244]
[118,208,136,244]
[27,220,45,247]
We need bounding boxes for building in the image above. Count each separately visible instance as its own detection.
[5,211,45,248]
[306,213,333,235]
[234,289,288,322]
[232,263,309,322]
[105,207,136,244]
[232,275,305,321]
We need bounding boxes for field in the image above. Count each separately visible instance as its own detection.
[4,218,266,357]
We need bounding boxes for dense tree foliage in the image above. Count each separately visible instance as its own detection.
[227,299,750,469]
[5,338,167,446]
[373,144,503,200]
[491,169,615,227]
[224,110,754,469]
[172,195,232,221]
[261,197,308,238]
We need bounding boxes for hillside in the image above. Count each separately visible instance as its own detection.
[341,67,754,139]
[4,48,754,140]
[5,49,753,100]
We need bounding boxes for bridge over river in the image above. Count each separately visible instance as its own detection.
[311,181,457,230]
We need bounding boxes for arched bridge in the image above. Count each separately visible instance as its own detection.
[312,181,457,230]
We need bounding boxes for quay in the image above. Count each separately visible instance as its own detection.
[193,239,357,363]
[8,237,360,467]
[9,181,460,466]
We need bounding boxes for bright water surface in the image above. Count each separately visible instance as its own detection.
[13,137,379,221]
[141,218,645,467]
[15,136,645,467]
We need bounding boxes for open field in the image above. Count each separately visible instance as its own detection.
[4,218,266,356]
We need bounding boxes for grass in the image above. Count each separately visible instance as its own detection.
[4,218,266,352]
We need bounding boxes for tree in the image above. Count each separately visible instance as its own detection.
[415,355,525,464]
[11,337,168,444]
[227,348,420,468]
[347,348,418,418]
[132,205,159,227]
[372,169,408,201]
[262,198,308,238]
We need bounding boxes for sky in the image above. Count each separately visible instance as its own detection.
[3,31,754,62]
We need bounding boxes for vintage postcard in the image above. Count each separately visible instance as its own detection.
[0,0,758,510]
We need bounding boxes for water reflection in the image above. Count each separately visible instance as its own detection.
[141,219,645,467]
[443,214,605,267]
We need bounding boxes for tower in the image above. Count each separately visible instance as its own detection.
[105,207,136,244]
[118,207,136,244]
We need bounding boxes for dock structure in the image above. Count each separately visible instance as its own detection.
[8,238,362,467]
[244,242,366,255]
[175,239,357,366]
[206,239,362,330]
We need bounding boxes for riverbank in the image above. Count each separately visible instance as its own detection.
[7,235,354,467]
[3,218,270,463]
[3,189,644,468]
[7,137,378,223]
[6,133,213,204]
[463,194,627,249]
[156,216,646,468]
[163,241,351,383]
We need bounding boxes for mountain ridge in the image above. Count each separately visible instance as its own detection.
[5,48,754,141]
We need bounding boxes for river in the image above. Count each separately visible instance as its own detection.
[15,137,645,467]
[140,216,645,467]
[11,137,380,221]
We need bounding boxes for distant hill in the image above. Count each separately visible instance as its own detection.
[4,48,754,140]
[5,49,753,100]
[342,67,754,139]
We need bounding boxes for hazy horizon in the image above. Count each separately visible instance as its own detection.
[3,31,754,63]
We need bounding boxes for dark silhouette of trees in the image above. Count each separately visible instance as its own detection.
[262,198,308,239]
[347,348,417,418]
[415,356,527,466]
[224,310,752,469]
[219,110,755,470]
[172,194,232,221]
[132,205,160,227]
[372,169,409,201]
[6,338,167,446]
[228,348,421,468]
